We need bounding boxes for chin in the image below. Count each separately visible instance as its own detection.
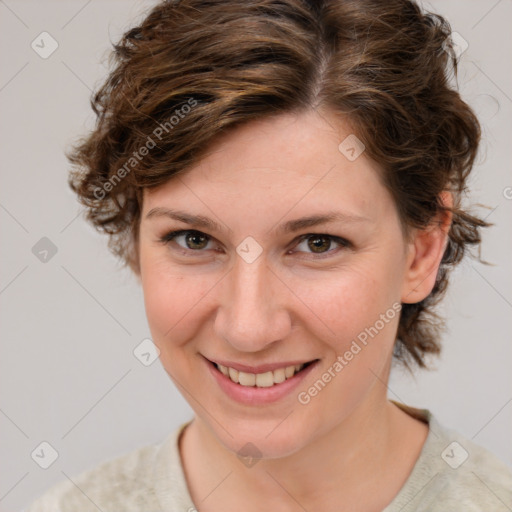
[207,415,313,461]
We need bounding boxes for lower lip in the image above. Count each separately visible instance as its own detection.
[205,358,318,405]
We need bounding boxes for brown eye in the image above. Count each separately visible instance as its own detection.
[293,234,350,257]
[160,230,213,251]
[184,231,209,250]
[306,235,333,253]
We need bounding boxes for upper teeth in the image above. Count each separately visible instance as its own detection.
[216,363,306,387]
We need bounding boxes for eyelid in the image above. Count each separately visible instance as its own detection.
[295,232,351,246]
[291,233,352,257]
[159,229,216,249]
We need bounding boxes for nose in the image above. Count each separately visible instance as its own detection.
[214,255,292,353]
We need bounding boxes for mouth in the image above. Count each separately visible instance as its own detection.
[210,359,318,388]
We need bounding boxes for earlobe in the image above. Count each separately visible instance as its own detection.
[401,192,453,304]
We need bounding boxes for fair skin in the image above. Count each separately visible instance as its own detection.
[137,108,451,511]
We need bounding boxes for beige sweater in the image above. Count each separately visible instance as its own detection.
[24,403,512,511]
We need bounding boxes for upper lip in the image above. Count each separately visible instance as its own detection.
[206,357,317,374]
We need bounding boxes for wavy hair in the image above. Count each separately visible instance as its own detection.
[67,0,490,369]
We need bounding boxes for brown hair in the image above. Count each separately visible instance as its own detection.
[67,0,490,369]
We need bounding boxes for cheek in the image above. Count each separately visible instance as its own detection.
[139,247,212,353]
[287,262,399,348]
[291,269,401,421]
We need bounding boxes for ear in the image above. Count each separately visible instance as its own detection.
[401,191,453,304]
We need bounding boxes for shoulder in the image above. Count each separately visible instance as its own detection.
[23,426,186,512]
[387,405,512,511]
[430,422,512,509]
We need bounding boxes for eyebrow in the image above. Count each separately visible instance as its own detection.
[145,207,227,233]
[145,207,370,234]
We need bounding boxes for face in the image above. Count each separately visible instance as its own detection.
[138,109,414,458]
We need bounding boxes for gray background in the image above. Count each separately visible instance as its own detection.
[1,1,511,510]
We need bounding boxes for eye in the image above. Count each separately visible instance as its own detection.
[159,230,351,258]
[159,230,216,252]
[293,234,351,257]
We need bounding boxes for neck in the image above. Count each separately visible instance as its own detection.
[180,395,428,511]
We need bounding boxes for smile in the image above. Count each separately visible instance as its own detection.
[215,362,309,387]
[205,357,319,404]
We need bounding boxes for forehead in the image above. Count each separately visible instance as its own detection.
[182,110,375,180]
[142,109,393,223]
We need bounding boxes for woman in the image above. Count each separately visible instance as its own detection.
[26,0,512,510]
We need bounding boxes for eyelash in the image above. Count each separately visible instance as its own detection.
[158,229,352,259]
